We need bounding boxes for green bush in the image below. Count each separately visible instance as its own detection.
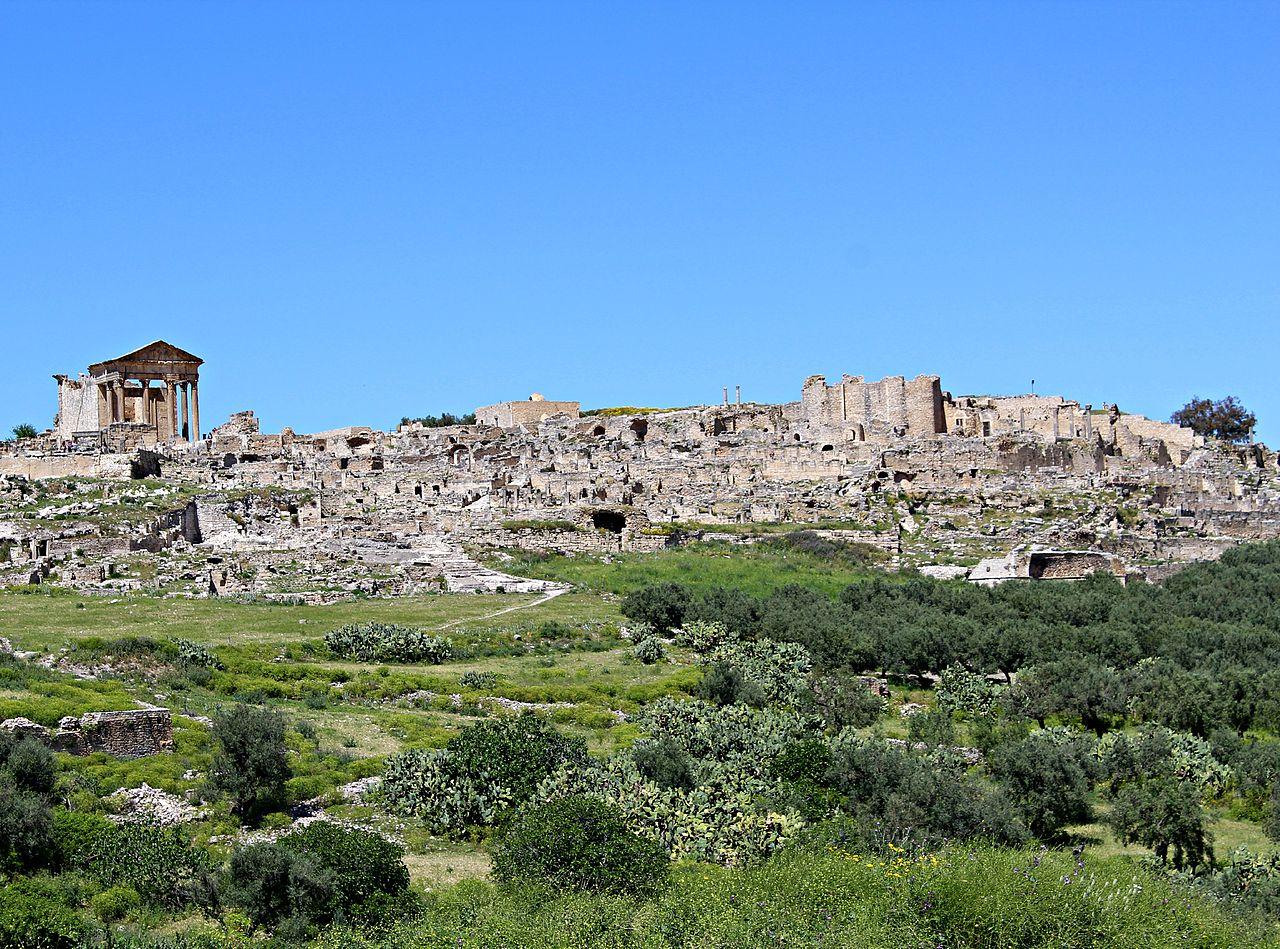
[175,639,223,670]
[84,823,213,908]
[382,716,586,832]
[988,732,1093,840]
[90,884,141,923]
[492,795,669,896]
[0,734,56,872]
[49,810,111,870]
[459,670,498,690]
[0,886,87,949]
[631,632,665,664]
[227,822,410,935]
[326,623,453,664]
[632,737,696,791]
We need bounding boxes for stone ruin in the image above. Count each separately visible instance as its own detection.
[1,708,174,760]
[2,358,1279,598]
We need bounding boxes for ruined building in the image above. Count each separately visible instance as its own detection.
[3,360,1279,600]
[53,341,204,448]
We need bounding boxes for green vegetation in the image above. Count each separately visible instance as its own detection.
[325,623,454,663]
[499,518,579,532]
[581,406,690,417]
[1173,395,1257,443]
[8,423,37,440]
[3,539,1280,943]
[492,538,884,597]
[398,412,476,428]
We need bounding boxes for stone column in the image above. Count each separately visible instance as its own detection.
[140,380,151,428]
[181,383,190,441]
[1084,405,1093,439]
[166,381,178,439]
[191,382,200,441]
[1052,406,1060,439]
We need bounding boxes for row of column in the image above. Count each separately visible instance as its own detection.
[101,378,200,440]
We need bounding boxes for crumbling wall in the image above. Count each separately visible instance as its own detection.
[2,709,174,759]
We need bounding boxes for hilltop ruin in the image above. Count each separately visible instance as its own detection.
[3,346,1278,599]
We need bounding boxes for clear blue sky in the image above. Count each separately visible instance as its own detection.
[2,1,1277,440]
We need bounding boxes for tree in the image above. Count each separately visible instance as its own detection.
[491,795,669,895]
[208,705,291,824]
[988,735,1093,840]
[9,424,37,440]
[1107,778,1212,870]
[0,734,56,872]
[1172,396,1256,443]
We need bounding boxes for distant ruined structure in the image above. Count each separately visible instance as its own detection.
[3,355,1278,599]
[53,341,204,449]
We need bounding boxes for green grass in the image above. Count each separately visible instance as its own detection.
[0,587,617,653]
[488,542,884,598]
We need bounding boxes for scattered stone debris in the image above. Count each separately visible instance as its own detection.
[109,783,204,825]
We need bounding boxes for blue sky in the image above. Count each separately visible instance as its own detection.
[2,1,1277,440]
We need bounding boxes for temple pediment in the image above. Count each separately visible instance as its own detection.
[89,340,203,374]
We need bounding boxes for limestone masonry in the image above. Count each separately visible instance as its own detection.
[3,342,1279,600]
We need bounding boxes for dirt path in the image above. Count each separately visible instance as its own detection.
[433,586,568,630]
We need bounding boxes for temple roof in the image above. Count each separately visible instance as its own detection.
[89,340,203,375]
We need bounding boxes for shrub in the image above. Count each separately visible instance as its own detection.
[226,840,333,936]
[226,823,409,934]
[326,623,453,664]
[0,734,56,872]
[988,733,1093,840]
[632,633,665,664]
[936,665,1003,717]
[1108,777,1213,870]
[632,738,696,791]
[621,583,690,634]
[84,823,213,908]
[49,810,111,871]
[9,424,37,441]
[207,704,291,824]
[0,886,87,949]
[698,662,766,708]
[281,822,409,912]
[803,673,885,729]
[459,670,498,690]
[491,795,669,896]
[175,639,222,670]
[699,638,811,705]
[382,716,586,832]
[91,884,141,923]
[906,706,957,749]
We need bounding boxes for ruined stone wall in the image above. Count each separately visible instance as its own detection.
[801,374,946,440]
[54,374,102,439]
[475,400,581,428]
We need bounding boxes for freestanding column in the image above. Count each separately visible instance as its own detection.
[191,382,200,441]
[181,383,190,441]
[166,381,178,439]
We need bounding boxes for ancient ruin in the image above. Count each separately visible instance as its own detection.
[1,708,174,759]
[3,350,1279,600]
[53,340,204,449]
